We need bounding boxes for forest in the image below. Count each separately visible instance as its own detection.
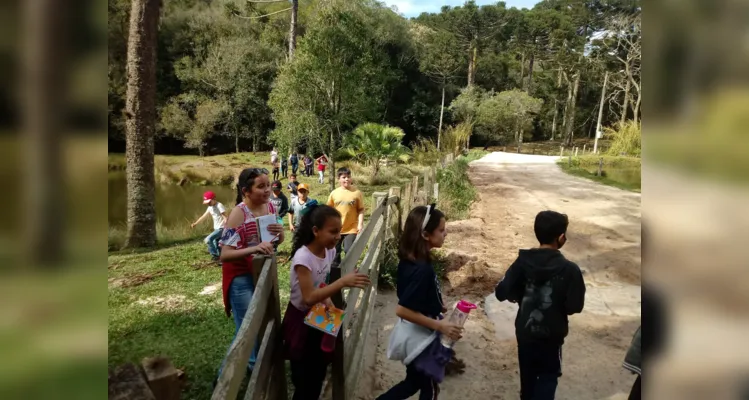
[108,0,641,156]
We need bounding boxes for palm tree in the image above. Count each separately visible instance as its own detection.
[340,123,408,178]
[124,0,161,248]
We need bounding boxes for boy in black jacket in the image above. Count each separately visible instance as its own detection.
[495,210,586,400]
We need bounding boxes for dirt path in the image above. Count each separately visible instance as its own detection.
[357,152,642,400]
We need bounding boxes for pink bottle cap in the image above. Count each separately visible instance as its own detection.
[456,300,477,313]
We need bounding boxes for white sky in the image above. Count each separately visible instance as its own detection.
[385,0,541,18]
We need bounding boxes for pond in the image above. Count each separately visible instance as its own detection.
[108,171,237,229]
[579,165,641,189]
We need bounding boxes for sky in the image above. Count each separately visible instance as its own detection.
[385,0,541,18]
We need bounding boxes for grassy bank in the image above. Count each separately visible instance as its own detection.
[557,155,641,192]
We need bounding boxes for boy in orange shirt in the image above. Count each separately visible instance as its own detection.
[327,167,364,268]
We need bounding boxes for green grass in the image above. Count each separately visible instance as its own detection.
[108,239,295,399]
[558,155,641,192]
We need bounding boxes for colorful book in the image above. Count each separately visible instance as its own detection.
[304,303,345,337]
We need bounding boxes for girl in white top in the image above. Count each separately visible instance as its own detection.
[282,204,370,400]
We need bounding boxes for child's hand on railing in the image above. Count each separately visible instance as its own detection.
[341,270,370,289]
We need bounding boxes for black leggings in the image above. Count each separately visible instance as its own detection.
[376,364,437,400]
[290,329,330,400]
[628,375,641,400]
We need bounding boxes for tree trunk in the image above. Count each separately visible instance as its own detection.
[438,84,445,151]
[288,0,298,59]
[252,135,258,153]
[550,69,561,141]
[526,52,535,94]
[24,0,65,265]
[467,41,478,86]
[564,72,581,147]
[235,131,240,153]
[620,75,631,127]
[124,0,160,248]
[519,52,525,87]
[633,87,641,125]
[328,129,336,192]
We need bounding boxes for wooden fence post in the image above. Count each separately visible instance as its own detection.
[560,146,564,157]
[423,170,431,204]
[433,183,439,202]
[597,157,603,176]
[329,264,346,400]
[411,175,419,207]
[389,187,402,239]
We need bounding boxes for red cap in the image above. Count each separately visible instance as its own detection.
[202,191,216,204]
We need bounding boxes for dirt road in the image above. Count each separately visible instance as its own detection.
[357,152,642,400]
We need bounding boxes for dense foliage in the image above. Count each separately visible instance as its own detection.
[108,0,641,155]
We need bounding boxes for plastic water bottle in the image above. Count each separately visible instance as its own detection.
[440,300,477,348]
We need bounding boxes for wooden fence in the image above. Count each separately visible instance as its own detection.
[211,155,454,400]
[211,255,287,400]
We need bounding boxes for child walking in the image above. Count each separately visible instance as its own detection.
[494,210,586,400]
[190,191,227,262]
[316,154,328,184]
[327,167,364,269]
[378,204,463,400]
[281,156,289,179]
[304,155,314,177]
[217,168,284,376]
[281,205,370,400]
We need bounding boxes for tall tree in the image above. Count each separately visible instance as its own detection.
[476,89,543,147]
[269,0,389,191]
[124,0,161,248]
[412,25,462,150]
[418,1,505,87]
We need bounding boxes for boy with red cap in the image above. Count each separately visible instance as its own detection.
[190,191,227,262]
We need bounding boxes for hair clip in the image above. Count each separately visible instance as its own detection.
[421,203,436,231]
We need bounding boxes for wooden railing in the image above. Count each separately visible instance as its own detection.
[211,255,287,400]
[211,155,453,400]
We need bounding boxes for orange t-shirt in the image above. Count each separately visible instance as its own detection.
[327,187,364,235]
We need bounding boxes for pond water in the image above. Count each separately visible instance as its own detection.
[582,166,641,188]
[108,171,237,229]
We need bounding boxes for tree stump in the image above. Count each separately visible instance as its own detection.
[142,356,182,400]
[109,363,156,400]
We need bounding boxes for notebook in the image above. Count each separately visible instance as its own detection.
[256,214,279,243]
[304,303,346,337]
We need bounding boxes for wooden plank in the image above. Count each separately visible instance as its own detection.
[344,276,378,399]
[243,318,278,400]
[269,258,288,400]
[343,224,382,323]
[339,193,387,275]
[329,266,345,400]
[212,257,274,400]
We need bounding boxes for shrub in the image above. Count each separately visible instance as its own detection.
[605,120,641,157]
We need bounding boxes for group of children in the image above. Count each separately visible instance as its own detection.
[270,148,329,184]
[194,163,639,400]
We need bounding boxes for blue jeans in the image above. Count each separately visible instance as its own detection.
[205,228,223,258]
[218,275,259,377]
[518,341,562,400]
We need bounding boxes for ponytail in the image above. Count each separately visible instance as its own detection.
[235,185,243,206]
[290,204,341,259]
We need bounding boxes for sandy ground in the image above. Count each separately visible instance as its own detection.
[356,152,642,400]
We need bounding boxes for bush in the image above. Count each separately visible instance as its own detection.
[437,157,477,220]
[411,138,443,165]
[605,120,641,157]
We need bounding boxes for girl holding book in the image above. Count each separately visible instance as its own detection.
[217,167,283,375]
[281,204,370,400]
